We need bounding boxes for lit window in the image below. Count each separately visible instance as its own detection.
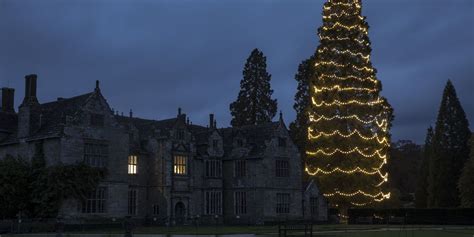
[173,155,187,175]
[128,155,137,175]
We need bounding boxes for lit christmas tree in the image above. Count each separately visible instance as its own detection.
[306,0,393,209]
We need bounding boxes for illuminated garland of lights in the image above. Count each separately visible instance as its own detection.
[306,147,387,159]
[322,11,364,20]
[314,85,377,93]
[319,73,378,83]
[305,166,387,177]
[319,35,367,45]
[318,48,370,61]
[308,128,389,145]
[315,61,374,73]
[324,190,390,201]
[312,97,383,107]
[306,0,391,207]
[322,21,368,34]
[309,113,388,129]
[324,1,361,10]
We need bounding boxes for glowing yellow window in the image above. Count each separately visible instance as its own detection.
[128,155,137,175]
[173,155,187,175]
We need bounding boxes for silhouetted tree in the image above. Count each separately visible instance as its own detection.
[230,48,277,127]
[458,136,474,207]
[427,80,471,207]
[415,127,433,208]
[0,155,30,218]
[388,140,422,206]
[289,56,315,178]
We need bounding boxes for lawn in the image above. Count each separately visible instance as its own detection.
[63,225,474,237]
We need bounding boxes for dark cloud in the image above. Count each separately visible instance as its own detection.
[1,0,473,143]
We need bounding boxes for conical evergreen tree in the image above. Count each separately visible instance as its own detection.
[290,56,316,160]
[306,0,393,209]
[458,136,474,207]
[230,48,277,127]
[428,80,470,207]
[415,127,433,208]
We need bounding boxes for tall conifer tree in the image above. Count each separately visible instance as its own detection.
[290,56,316,158]
[458,136,474,207]
[306,0,393,209]
[428,80,470,207]
[230,48,277,127]
[415,127,433,208]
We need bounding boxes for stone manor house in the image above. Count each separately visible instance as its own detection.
[0,75,327,224]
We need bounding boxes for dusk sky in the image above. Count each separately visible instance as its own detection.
[1,0,473,143]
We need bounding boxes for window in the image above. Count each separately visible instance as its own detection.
[177,129,185,140]
[212,139,219,149]
[128,189,137,215]
[82,188,106,213]
[153,204,159,215]
[310,197,319,216]
[276,160,290,177]
[236,139,243,147]
[234,160,246,177]
[84,141,108,168]
[205,191,222,215]
[173,155,187,175]
[128,155,138,175]
[90,113,104,127]
[278,137,287,147]
[206,160,222,178]
[234,191,247,215]
[276,193,290,214]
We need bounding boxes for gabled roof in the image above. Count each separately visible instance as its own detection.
[115,116,181,138]
[0,91,97,145]
[30,92,95,139]
[220,121,280,157]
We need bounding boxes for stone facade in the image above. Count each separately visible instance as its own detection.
[0,75,327,224]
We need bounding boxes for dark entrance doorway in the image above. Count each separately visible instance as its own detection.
[175,202,186,225]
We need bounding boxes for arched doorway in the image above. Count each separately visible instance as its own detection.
[175,202,186,225]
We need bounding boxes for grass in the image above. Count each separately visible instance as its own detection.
[61,225,474,236]
[7,224,471,236]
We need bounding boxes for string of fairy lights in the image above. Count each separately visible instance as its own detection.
[312,97,383,107]
[309,113,388,129]
[307,128,389,145]
[317,47,371,62]
[306,0,391,206]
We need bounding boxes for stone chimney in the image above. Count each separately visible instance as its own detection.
[18,74,40,138]
[1,87,15,113]
[209,114,214,129]
[22,74,39,106]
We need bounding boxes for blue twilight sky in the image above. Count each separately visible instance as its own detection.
[0,0,473,143]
